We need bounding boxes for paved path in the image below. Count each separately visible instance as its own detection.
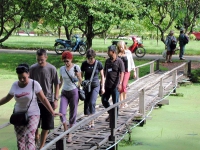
[0,49,199,61]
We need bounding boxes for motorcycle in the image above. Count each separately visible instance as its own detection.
[54,35,87,55]
[112,36,146,58]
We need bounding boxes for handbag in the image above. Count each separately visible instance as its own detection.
[81,60,98,92]
[10,80,34,126]
[65,67,86,101]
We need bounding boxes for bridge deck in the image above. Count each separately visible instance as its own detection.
[43,64,188,150]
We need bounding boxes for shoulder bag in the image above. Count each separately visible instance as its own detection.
[81,60,98,93]
[10,80,34,126]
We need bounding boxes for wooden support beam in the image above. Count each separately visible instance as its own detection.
[139,89,145,115]
[157,99,169,105]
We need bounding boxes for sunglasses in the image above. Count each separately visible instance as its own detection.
[63,60,69,63]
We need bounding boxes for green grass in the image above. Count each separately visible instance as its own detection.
[2,36,200,55]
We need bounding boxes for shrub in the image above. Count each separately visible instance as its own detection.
[190,68,200,83]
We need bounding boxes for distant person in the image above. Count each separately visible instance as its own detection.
[29,49,60,149]
[0,63,60,150]
[101,45,125,122]
[179,28,189,60]
[59,51,82,142]
[117,41,136,108]
[81,49,105,129]
[165,30,177,63]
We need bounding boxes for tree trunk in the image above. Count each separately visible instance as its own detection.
[86,15,94,49]
[64,26,71,40]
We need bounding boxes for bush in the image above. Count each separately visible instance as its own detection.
[190,68,200,83]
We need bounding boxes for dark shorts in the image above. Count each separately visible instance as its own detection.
[167,50,175,55]
[38,102,54,130]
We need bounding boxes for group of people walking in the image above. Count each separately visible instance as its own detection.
[0,40,136,150]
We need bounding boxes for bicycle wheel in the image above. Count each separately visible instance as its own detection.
[78,45,87,55]
[135,47,146,58]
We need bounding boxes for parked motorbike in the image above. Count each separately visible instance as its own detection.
[112,36,146,58]
[54,35,87,55]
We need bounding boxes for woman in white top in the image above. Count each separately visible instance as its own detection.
[59,51,82,143]
[117,41,136,108]
[0,63,60,150]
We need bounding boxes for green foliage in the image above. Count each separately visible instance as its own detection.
[190,69,200,83]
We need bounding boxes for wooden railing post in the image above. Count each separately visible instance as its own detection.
[109,107,117,150]
[156,59,160,71]
[136,67,139,79]
[158,78,163,98]
[172,70,177,87]
[56,138,66,150]
[139,89,145,115]
[150,63,154,74]
[188,60,191,77]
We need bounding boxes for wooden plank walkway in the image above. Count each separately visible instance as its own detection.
[41,60,190,150]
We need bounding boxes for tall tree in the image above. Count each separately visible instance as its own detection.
[0,0,50,44]
[175,0,200,33]
[140,0,180,43]
[74,0,139,48]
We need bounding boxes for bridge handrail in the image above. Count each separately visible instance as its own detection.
[138,62,188,91]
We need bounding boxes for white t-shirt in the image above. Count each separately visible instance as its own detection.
[9,79,42,116]
[60,64,81,91]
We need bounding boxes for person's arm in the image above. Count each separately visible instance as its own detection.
[59,76,63,89]
[117,72,124,91]
[100,69,105,95]
[0,94,13,106]
[76,71,82,88]
[128,50,136,78]
[37,90,61,116]
[53,83,59,110]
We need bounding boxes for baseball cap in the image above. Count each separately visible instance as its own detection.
[108,45,116,52]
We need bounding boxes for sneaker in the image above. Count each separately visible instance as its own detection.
[169,60,173,63]
[180,58,185,60]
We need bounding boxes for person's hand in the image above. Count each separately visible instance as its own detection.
[100,87,105,95]
[53,112,62,117]
[117,84,122,92]
[133,71,136,79]
[53,100,58,110]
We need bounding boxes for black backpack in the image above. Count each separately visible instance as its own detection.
[170,39,177,50]
[183,35,189,44]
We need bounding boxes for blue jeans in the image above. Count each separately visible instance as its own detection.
[84,85,100,115]
[101,87,119,115]
[179,45,185,58]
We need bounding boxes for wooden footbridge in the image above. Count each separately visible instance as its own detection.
[0,59,191,150]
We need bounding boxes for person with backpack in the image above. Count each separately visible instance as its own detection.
[179,28,189,60]
[165,30,177,63]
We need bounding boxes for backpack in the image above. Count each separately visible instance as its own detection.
[170,39,177,50]
[183,35,189,44]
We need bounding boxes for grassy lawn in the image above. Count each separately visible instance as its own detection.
[2,36,200,55]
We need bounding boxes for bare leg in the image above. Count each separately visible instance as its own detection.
[35,129,40,146]
[169,55,172,62]
[39,129,49,149]
[63,122,68,131]
[120,93,124,108]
